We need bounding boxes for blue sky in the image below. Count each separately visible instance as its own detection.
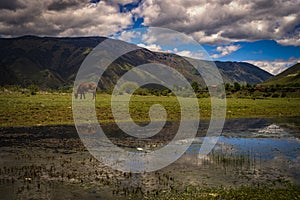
[113,23,300,75]
[203,40,300,61]
[115,0,300,75]
[0,0,299,74]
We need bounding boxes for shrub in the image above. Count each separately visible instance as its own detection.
[134,88,149,96]
[191,81,199,92]
[281,92,287,98]
[119,82,138,94]
[234,82,241,92]
[271,93,280,98]
[28,85,39,95]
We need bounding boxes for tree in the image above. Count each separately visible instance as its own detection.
[225,83,231,91]
[234,82,241,92]
[119,82,139,94]
[191,81,199,92]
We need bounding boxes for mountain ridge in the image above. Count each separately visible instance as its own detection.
[0,35,273,90]
[263,63,300,86]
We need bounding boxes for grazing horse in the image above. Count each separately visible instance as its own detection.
[74,82,97,100]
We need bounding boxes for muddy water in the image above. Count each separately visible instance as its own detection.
[0,117,299,199]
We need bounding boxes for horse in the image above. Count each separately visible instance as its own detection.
[74,82,97,100]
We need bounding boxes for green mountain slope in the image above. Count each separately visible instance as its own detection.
[0,36,272,90]
[0,36,105,89]
[263,63,300,86]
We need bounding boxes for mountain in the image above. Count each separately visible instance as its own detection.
[0,36,272,90]
[263,63,300,86]
[0,36,105,89]
[214,61,272,85]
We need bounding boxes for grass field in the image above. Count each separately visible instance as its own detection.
[0,92,300,127]
[1,92,300,199]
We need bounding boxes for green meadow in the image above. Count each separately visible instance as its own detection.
[0,92,299,127]
[1,92,300,199]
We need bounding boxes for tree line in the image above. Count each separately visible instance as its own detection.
[1,81,300,98]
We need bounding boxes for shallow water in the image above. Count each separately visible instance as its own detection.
[218,117,300,162]
[0,117,299,199]
[168,117,300,186]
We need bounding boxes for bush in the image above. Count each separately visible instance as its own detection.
[28,85,39,95]
[119,82,139,94]
[263,92,272,97]
[191,81,199,92]
[161,89,171,96]
[134,88,149,96]
[234,82,241,92]
[271,93,280,98]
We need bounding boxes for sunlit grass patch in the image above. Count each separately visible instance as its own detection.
[0,92,299,127]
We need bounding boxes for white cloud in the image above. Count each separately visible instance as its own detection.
[137,42,208,60]
[211,44,241,58]
[135,28,210,59]
[107,0,140,6]
[176,50,208,60]
[137,43,163,52]
[133,0,300,46]
[117,30,141,43]
[1,0,299,47]
[0,0,134,37]
[140,27,194,46]
[246,58,300,75]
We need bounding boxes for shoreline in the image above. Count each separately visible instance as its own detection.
[1,115,300,128]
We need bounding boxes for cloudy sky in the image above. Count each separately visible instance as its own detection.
[0,0,299,74]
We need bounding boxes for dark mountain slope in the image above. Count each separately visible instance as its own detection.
[0,36,272,89]
[215,61,272,84]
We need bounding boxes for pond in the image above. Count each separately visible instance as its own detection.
[0,117,299,199]
[172,117,300,187]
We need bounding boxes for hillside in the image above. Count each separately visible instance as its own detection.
[215,61,272,85]
[0,36,105,89]
[0,36,272,90]
[263,63,300,86]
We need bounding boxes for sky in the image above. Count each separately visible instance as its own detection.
[0,0,299,75]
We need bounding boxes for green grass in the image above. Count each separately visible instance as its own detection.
[139,183,300,200]
[225,98,300,118]
[0,92,300,127]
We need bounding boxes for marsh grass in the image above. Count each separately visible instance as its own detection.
[140,183,300,200]
[0,140,299,199]
[0,92,300,127]
[208,149,257,174]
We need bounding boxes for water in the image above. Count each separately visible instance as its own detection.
[168,117,300,186]
[0,117,299,198]
[209,118,299,155]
